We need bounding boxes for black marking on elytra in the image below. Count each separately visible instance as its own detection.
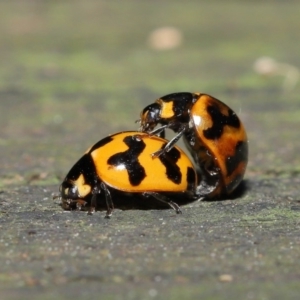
[89,136,113,153]
[186,166,196,190]
[225,141,248,177]
[203,104,240,140]
[158,144,182,184]
[107,135,146,186]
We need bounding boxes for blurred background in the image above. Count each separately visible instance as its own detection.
[0,0,299,186]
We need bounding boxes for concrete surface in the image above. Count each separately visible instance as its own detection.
[0,1,299,299]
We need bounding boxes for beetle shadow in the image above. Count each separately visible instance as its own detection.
[227,179,250,199]
[110,192,198,211]
[54,191,198,212]
[54,180,250,213]
[202,179,250,202]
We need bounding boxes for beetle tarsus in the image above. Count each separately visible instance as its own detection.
[87,206,95,215]
[100,182,114,218]
[145,192,182,214]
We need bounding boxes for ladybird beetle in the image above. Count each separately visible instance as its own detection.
[55,131,199,217]
[138,92,248,198]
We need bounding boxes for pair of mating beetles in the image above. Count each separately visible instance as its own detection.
[56,92,248,217]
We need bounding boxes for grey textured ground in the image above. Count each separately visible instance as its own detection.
[0,1,299,299]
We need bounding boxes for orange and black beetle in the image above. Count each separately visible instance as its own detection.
[56,131,199,217]
[139,92,248,198]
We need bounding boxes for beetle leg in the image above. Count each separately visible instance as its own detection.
[152,125,187,158]
[87,182,114,217]
[76,199,88,211]
[143,192,182,214]
[149,125,168,138]
[195,178,219,199]
[100,182,114,218]
[88,186,100,215]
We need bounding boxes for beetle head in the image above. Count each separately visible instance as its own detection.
[139,103,161,131]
